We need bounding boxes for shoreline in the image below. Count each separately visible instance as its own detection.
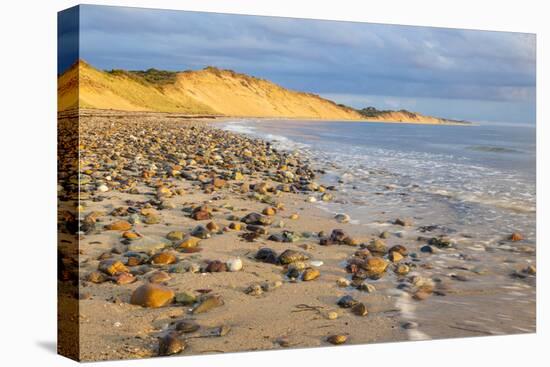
[59,110,534,361]
[66,108,473,126]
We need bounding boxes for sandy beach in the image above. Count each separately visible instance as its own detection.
[57,110,535,361]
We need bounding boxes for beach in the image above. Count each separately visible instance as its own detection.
[57,110,536,361]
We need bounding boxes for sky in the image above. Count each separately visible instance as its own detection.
[58,5,536,123]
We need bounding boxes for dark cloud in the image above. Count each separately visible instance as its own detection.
[69,5,536,122]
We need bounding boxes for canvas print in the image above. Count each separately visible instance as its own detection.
[57,5,536,362]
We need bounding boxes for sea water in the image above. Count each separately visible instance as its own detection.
[222,119,536,247]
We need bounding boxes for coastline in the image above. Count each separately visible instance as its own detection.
[60,110,534,361]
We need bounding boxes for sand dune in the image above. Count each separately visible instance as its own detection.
[58,60,465,124]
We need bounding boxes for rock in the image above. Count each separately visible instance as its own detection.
[229,222,243,231]
[130,283,175,308]
[115,272,136,285]
[175,292,197,305]
[255,248,279,264]
[97,184,109,192]
[278,249,309,265]
[226,258,243,272]
[191,225,210,239]
[205,260,228,272]
[247,224,268,234]
[395,264,410,275]
[394,218,413,226]
[158,332,184,356]
[326,311,339,320]
[166,231,185,242]
[389,251,404,263]
[193,295,224,314]
[364,257,388,279]
[177,235,201,249]
[148,271,171,283]
[428,236,453,248]
[262,207,277,216]
[87,271,106,283]
[402,321,419,329]
[523,265,536,275]
[175,320,200,333]
[310,260,323,267]
[213,325,231,337]
[128,238,167,254]
[327,334,347,345]
[510,232,524,241]
[143,214,161,225]
[206,221,219,232]
[388,245,408,256]
[357,282,376,293]
[122,231,142,240]
[151,252,177,265]
[289,213,299,220]
[321,193,333,202]
[351,302,368,316]
[241,212,273,226]
[336,278,351,287]
[105,220,132,231]
[367,239,387,255]
[379,231,391,239]
[420,245,435,253]
[337,295,358,308]
[302,268,320,281]
[334,213,350,223]
[191,206,212,221]
[213,178,226,188]
[245,284,264,296]
[99,260,129,276]
[306,196,317,203]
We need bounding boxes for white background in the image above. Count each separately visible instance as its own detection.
[0,0,546,365]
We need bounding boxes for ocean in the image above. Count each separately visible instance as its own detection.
[222,119,536,246]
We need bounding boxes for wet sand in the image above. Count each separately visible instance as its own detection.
[57,110,535,361]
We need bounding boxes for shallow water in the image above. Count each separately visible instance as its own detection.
[222,119,536,246]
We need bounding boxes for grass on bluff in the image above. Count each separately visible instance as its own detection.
[107,68,178,86]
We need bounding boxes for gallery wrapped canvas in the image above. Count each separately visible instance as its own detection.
[57,4,536,362]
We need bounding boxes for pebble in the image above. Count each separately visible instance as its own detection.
[278,249,309,265]
[205,260,228,272]
[364,257,388,279]
[99,259,129,276]
[336,278,351,287]
[151,252,177,265]
[327,334,347,345]
[158,332,185,356]
[193,295,224,314]
[402,321,419,329]
[175,291,197,305]
[130,283,175,308]
[245,284,264,296]
[326,311,339,320]
[97,184,109,192]
[394,218,413,226]
[175,320,200,333]
[302,268,320,281]
[177,235,201,249]
[148,271,171,283]
[128,238,167,254]
[510,232,524,241]
[255,248,279,264]
[337,295,358,308]
[166,231,185,242]
[104,220,132,231]
[351,302,368,316]
[226,258,243,272]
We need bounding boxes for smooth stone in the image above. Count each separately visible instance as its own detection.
[177,235,201,249]
[122,231,142,240]
[336,278,351,287]
[335,213,350,223]
[99,260,129,276]
[327,335,347,345]
[192,295,224,314]
[158,332,184,356]
[367,239,387,255]
[127,238,167,254]
[226,258,243,272]
[364,257,388,278]
[278,249,309,265]
[191,225,210,239]
[245,284,264,296]
[337,295,358,308]
[379,231,391,239]
[130,283,175,308]
[105,220,132,231]
[166,231,185,242]
[394,218,413,226]
[302,268,320,281]
[175,320,200,333]
[310,260,324,267]
[175,291,197,305]
[357,282,376,293]
[262,207,277,216]
[351,302,368,316]
[97,184,109,192]
[143,214,161,225]
[241,212,273,226]
[206,221,219,232]
[205,260,228,272]
[255,248,279,264]
[326,311,339,320]
[148,271,171,283]
[510,232,524,241]
[115,272,136,285]
[402,321,419,329]
[395,264,410,275]
[388,245,409,256]
[150,252,177,265]
[87,271,107,283]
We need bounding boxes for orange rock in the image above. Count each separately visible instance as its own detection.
[262,207,277,216]
[130,283,175,308]
[510,232,524,241]
[206,221,219,232]
[229,222,243,231]
[148,271,171,283]
[213,178,226,188]
[115,273,135,285]
[99,260,129,276]
[122,231,142,240]
[105,220,132,231]
[364,257,388,278]
[151,252,177,265]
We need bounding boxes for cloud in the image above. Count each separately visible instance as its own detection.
[69,4,536,122]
